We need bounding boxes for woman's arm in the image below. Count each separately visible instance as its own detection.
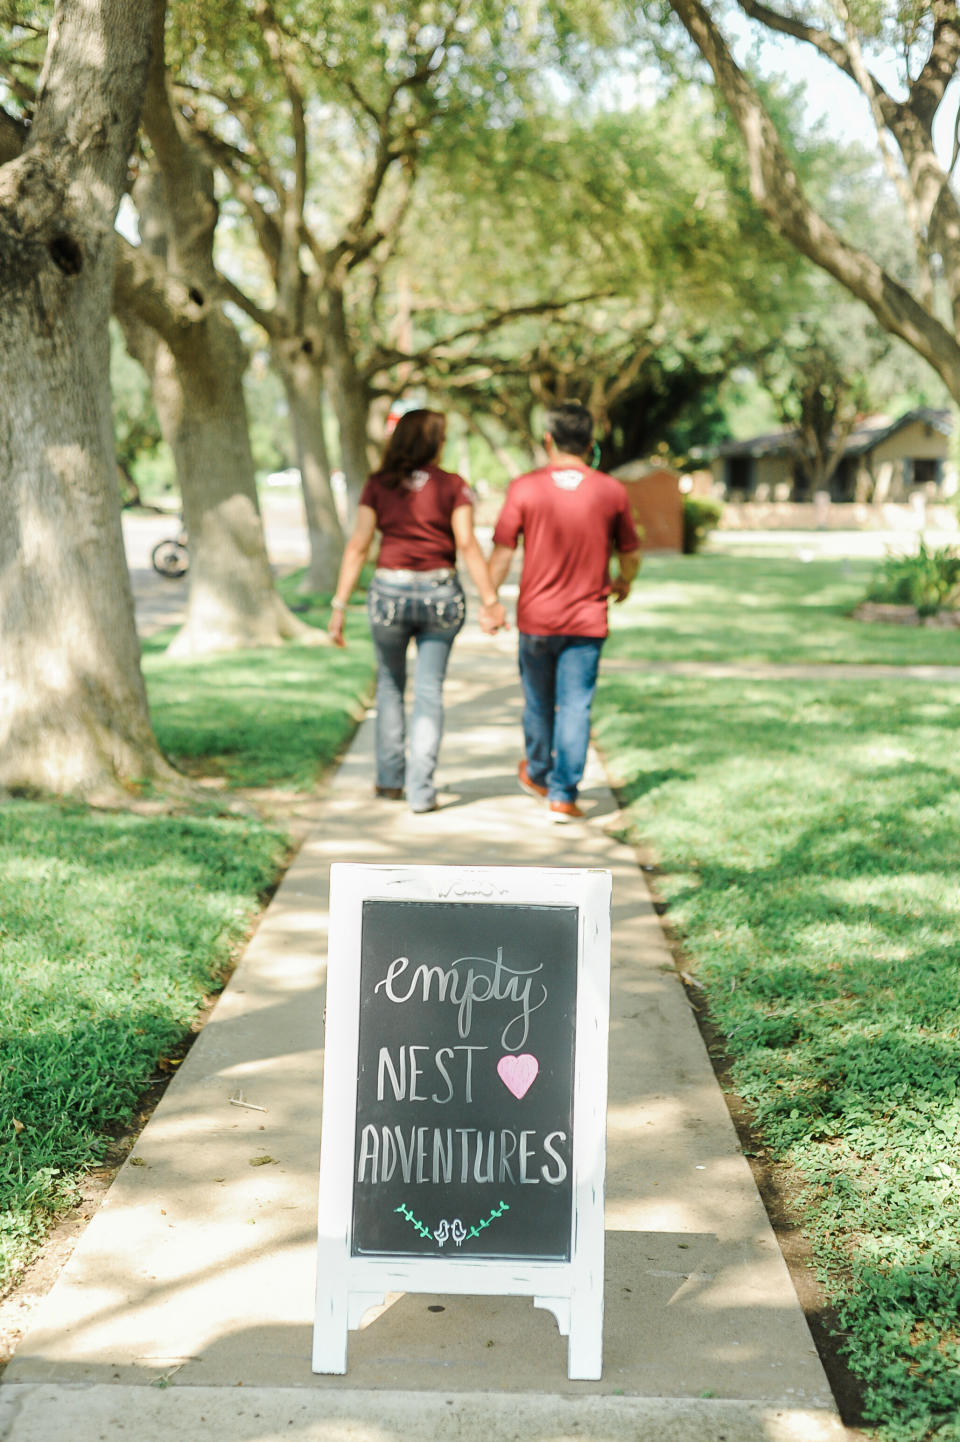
[451,504,506,632]
[327,505,378,647]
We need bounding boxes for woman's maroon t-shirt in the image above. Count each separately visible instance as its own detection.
[359,465,474,570]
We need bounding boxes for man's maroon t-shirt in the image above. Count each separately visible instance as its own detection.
[492,464,640,637]
[359,465,474,570]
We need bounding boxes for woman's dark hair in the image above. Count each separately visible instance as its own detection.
[545,401,594,457]
[372,409,446,489]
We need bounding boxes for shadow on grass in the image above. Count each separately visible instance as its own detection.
[144,634,375,791]
[0,799,289,1274]
[836,1256,960,1434]
[0,803,286,891]
[605,552,960,667]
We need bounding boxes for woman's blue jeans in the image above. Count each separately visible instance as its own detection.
[367,572,466,811]
[517,633,604,804]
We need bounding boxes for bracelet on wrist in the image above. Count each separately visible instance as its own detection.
[330,597,347,613]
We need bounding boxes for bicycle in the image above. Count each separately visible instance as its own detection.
[151,523,189,578]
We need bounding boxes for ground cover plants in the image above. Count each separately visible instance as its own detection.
[0,589,374,1290]
[594,552,960,1441]
[863,540,960,617]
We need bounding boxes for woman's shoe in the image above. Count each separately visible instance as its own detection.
[375,786,404,800]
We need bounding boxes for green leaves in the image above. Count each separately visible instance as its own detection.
[866,541,960,618]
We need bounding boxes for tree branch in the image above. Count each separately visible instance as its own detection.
[738,0,960,336]
[216,273,280,338]
[323,8,464,280]
[736,1,856,77]
[139,1,219,279]
[670,0,960,401]
[174,79,289,204]
[253,0,307,204]
[0,104,26,165]
[112,233,207,346]
[185,118,283,277]
[908,2,960,128]
[363,292,616,381]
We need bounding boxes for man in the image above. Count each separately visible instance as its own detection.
[487,401,641,822]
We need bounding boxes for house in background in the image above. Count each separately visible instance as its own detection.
[708,408,956,503]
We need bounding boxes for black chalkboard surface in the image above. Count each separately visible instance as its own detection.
[351,899,579,1261]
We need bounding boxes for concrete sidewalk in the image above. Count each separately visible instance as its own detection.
[0,629,851,1442]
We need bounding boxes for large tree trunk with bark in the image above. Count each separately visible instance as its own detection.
[326,288,375,514]
[154,313,311,655]
[0,0,175,800]
[121,12,317,656]
[275,338,345,592]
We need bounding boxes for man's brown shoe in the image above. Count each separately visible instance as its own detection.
[375,786,404,800]
[518,759,548,799]
[549,800,584,823]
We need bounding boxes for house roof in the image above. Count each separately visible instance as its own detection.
[707,407,952,461]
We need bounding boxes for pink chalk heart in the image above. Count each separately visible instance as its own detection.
[497,1053,539,1100]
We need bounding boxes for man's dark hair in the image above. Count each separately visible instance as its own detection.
[545,401,594,457]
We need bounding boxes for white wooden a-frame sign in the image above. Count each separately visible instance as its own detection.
[313,862,611,1380]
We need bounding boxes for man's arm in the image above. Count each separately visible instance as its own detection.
[609,550,640,603]
[488,543,515,592]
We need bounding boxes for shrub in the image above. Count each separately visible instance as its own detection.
[682,496,724,554]
[866,540,960,616]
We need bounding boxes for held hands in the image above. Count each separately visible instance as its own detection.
[479,599,508,635]
[327,607,347,647]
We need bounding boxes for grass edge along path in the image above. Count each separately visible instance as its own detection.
[594,662,960,1442]
[0,594,374,1297]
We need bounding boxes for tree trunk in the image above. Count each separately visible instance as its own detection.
[125,23,317,656]
[326,288,374,514]
[276,340,345,591]
[153,313,313,656]
[0,0,175,800]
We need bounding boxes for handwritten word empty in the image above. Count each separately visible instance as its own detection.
[374,948,547,1049]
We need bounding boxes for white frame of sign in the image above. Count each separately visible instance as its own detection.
[313,862,611,1380]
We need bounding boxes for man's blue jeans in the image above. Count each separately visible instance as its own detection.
[517,633,604,804]
[367,572,465,811]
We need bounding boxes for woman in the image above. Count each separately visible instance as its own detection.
[328,409,504,813]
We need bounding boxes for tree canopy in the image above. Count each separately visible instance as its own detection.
[659,0,960,407]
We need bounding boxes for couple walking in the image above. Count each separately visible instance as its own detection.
[327,401,641,818]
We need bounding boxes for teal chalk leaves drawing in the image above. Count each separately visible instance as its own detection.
[394,1201,510,1248]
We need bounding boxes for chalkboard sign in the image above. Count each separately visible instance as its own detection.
[353,898,578,1261]
[314,865,611,1380]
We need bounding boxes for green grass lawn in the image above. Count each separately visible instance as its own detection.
[0,587,374,1289]
[595,553,960,1442]
[605,550,960,666]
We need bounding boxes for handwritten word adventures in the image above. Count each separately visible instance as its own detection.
[357,1125,569,1187]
